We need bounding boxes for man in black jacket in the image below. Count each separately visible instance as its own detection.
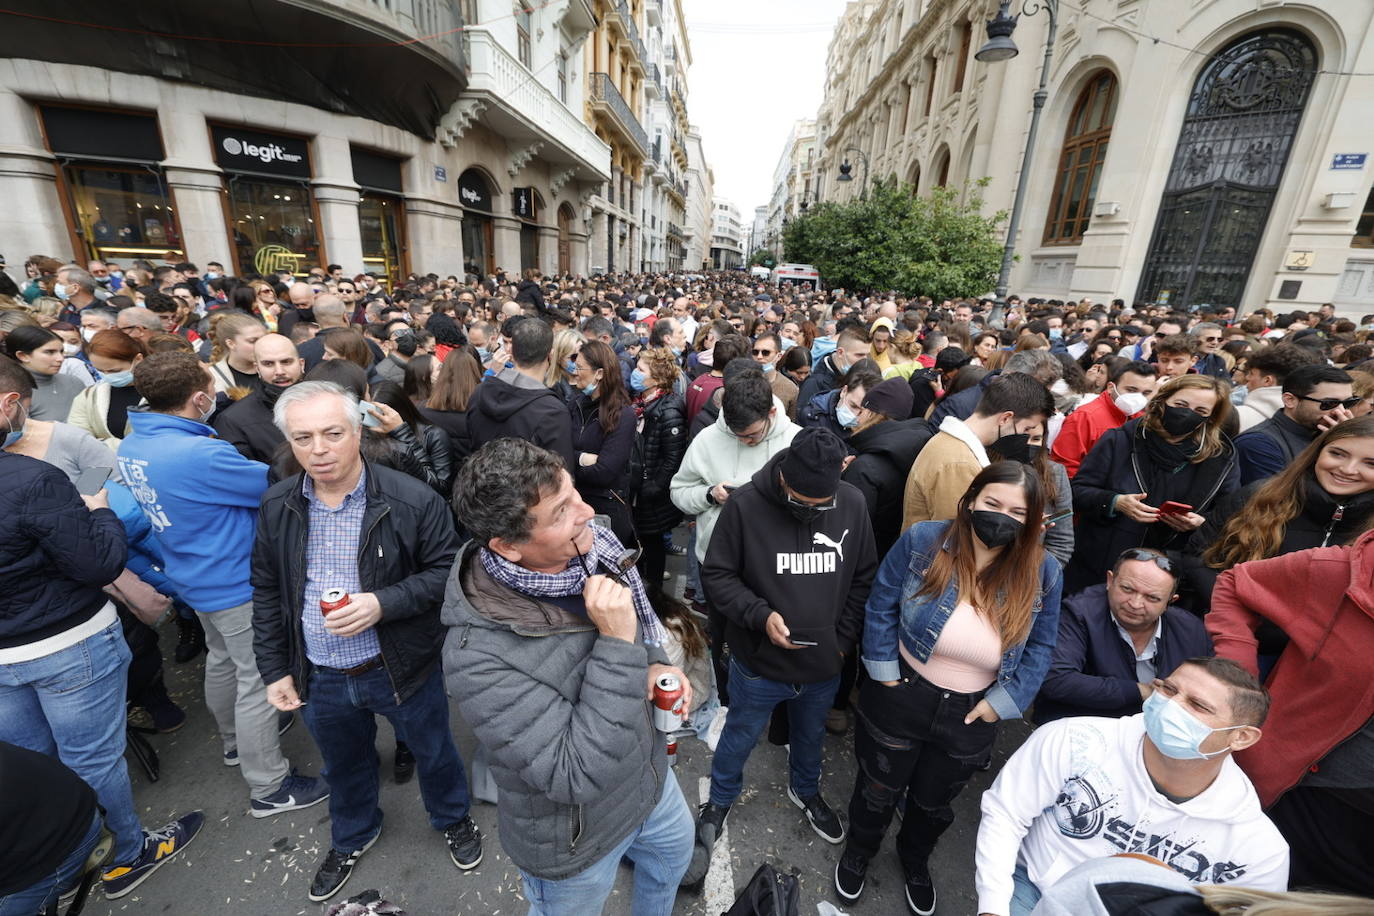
[797,326,871,408]
[1035,548,1212,724]
[692,428,877,875]
[464,316,575,468]
[213,333,303,463]
[1233,364,1354,485]
[251,381,480,903]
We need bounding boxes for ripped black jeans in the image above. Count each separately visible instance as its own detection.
[843,660,997,874]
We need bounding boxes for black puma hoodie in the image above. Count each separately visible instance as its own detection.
[701,450,878,683]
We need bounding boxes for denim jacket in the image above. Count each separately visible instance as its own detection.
[861,520,1063,720]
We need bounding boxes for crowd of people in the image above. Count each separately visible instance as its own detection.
[1,253,1372,916]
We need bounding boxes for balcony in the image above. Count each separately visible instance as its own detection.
[454,29,610,179]
[647,0,663,27]
[666,221,684,239]
[0,0,466,138]
[589,72,649,155]
[617,1,647,75]
[645,63,663,99]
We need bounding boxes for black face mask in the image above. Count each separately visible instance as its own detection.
[969,509,1022,549]
[789,505,823,524]
[990,430,1033,464]
[1160,405,1207,437]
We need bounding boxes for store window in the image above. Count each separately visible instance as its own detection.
[40,106,182,265]
[212,125,320,276]
[351,147,408,287]
[1353,185,1374,248]
[459,169,495,276]
[514,186,540,270]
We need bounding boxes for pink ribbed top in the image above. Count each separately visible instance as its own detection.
[900,600,1001,693]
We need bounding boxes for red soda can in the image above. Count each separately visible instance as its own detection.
[653,674,684,732]
[666,735,678,767]
[320,588,350,616]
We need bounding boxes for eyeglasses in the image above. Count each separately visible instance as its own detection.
[752,348,775,357]
[1118,547,1174,574]
[1200,336,1222,343]
[1300,395,1362,411]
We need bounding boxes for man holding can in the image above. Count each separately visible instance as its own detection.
[250,380,480,903]
[441,438,694,914]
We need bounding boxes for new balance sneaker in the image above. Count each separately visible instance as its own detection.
[223,747,239,767]
[787,787,845,844]
[904,862,936,915]
[680,802,730,887]
[444,816,483,869]
[834,850,868,901]
[250,772,330,819]
[309,830,380,903]
[102,811,204,899]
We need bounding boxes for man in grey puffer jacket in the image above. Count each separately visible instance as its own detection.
[441,439,694,913]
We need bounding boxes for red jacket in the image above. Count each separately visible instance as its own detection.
[1208,530,1374,807]
[1050,394,1130,478]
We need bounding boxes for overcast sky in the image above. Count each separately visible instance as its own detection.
[685,0,848,218]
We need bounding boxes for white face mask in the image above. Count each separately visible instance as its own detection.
[81,327,97,343]
[1113,390,1150,416]
[62,342,80,356]
[1050,379,1070,397]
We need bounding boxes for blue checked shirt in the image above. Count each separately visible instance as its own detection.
[301,468,382,668]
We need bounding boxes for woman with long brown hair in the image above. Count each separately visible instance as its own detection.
[628,345,688,590]
[421,348,483,460]
[568,338,637,544]
[836,461,1063,909]
[67,328,146,445]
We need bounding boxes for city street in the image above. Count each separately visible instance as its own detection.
[87,558,1030,916]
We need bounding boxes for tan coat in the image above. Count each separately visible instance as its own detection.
[901,428,986,529]
[769,370,799,419]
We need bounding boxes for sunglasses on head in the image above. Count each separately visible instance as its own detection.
[1300,395,1362,412]
[1119,547,1174,573]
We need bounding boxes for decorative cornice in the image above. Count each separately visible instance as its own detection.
[437,99,487,148]
[508,141,546,178]
[550,168,579,195]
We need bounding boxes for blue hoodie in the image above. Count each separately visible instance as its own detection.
[117,411,268,612]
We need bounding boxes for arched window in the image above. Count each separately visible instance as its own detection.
[1043,71,1118,245]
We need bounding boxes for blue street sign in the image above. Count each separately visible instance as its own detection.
[434,165,448,182]
[1331,153,1367,170]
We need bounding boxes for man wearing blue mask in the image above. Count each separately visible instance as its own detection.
[975,657,1289,916]
[751,332,797,418]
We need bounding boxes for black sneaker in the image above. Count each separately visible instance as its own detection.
[102,811,204,899]
[666,542,688,556]
[445,816,483,870]
[681,802,730,887]
[834,850,868,901]
[904,863,936,915]
[787,787,845,844]
[308,830,380,903]
[393,741,415,784]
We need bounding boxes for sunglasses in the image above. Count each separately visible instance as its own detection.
[752,348,775,357]
[1300,395,1362,412]
[785,491,835,512]
[1200,336,1222,343]
[572,532,643,587]
[1118,547,1174,573]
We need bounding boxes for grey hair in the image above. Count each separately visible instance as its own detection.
[60,267,97,294]
[1006,348,1064,384]
[272,380,359,435]
[1189,322,1221,336]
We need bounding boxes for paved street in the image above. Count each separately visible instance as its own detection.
[87,559,1032,916]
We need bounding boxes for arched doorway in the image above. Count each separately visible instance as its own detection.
[557,203,575,275]
[458,168,495,276]
[932,147,951,188]
[1136,29,1317,309]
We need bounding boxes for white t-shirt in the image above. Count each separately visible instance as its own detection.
[974,714,1289,916]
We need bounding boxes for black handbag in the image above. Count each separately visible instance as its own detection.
[723,863,800,916]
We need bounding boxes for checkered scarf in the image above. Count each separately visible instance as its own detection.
[480,523,665,646]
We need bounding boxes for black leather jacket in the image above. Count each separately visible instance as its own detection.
[251,462,459,704]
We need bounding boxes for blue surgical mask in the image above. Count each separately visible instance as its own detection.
[103,369,135,388]
[53,282,69,300]
[1049,327,1063,340]
[629,368,650,392]
[779,337,797,351]
[565,358,579,377]
[3,401,26,448]
[1143,691,1245,760]
[670,346,683,357]
[760,360,774,373]
[835,402,859,429]
[580,382,599,398]
[475,346,490,362]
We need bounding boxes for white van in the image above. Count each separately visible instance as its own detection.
[771,263,822,291]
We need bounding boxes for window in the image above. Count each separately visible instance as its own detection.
[557,51,569,103]
[460,0,478,27]
[953,24,971,94]
[224,178,319,277]
[63,166,183,264]
[1043,71,1118,245]
[923,55,937,117]
[1353,186,1374,248]
[516,5,532,68]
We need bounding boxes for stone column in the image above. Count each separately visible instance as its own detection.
[491,214,522,276]
[570,229,590,276]
[0,91,76,262]
[404,197,464,276]
[162,166,232,270]
[308,135,363,275]
[537,225,561,276]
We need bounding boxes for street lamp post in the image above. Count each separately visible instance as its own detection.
[835,147,870,199]
[976,0,1059,313]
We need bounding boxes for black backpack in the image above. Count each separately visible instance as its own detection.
[723,863,800,916]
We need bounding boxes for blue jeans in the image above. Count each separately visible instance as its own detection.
[1010,863,1042,915]
[304,664,470,852]
[709,656,840,807]
[0,619,144,863]
[521,770,693,916]
[0,811,102,915]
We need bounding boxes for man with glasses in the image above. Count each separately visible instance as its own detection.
[688,428,877,883]
[1233,365,1356,485]
[1189,323,1229,378]
[752,331,797,418]
[1035,548,1211,723]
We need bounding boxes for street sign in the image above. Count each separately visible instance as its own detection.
[1285,249,1314,271]
[1331,153,1367,170]
[434,165,448,182]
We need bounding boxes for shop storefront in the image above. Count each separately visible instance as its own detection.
[513,186,540,271]
[40,105,183,266]
[350,147,407,288]
[212,125,320,277]
[458,169,495,277]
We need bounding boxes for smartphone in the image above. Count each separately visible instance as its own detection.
[358,400,382,429]
[1157,501,1193,516]
[1044,510,1074,526]
[722,484,737,493]
[76,466,113,495]
[788,639,819,647]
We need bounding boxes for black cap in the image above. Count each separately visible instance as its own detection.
[779,428,847,499]
[862,377,915,419]
[935,346,971,372]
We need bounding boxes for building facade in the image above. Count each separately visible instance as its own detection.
[0,0,617,284]
[814,0,1374,312]
[710,197,744,269]
[685,126,715,270]
[639,0,694,272]
[764,119,818,258]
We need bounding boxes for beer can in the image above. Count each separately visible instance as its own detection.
[666,734,678,767]
[320,588,350,616]
[652,673,684,732]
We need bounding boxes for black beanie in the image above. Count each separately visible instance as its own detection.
[779,427,847,499]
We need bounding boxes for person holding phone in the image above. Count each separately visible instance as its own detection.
[1067,375,1240,593]
[689,428,878,884]
[837,461,1062,913]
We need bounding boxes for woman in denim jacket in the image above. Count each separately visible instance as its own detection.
[834,461,1063,913]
